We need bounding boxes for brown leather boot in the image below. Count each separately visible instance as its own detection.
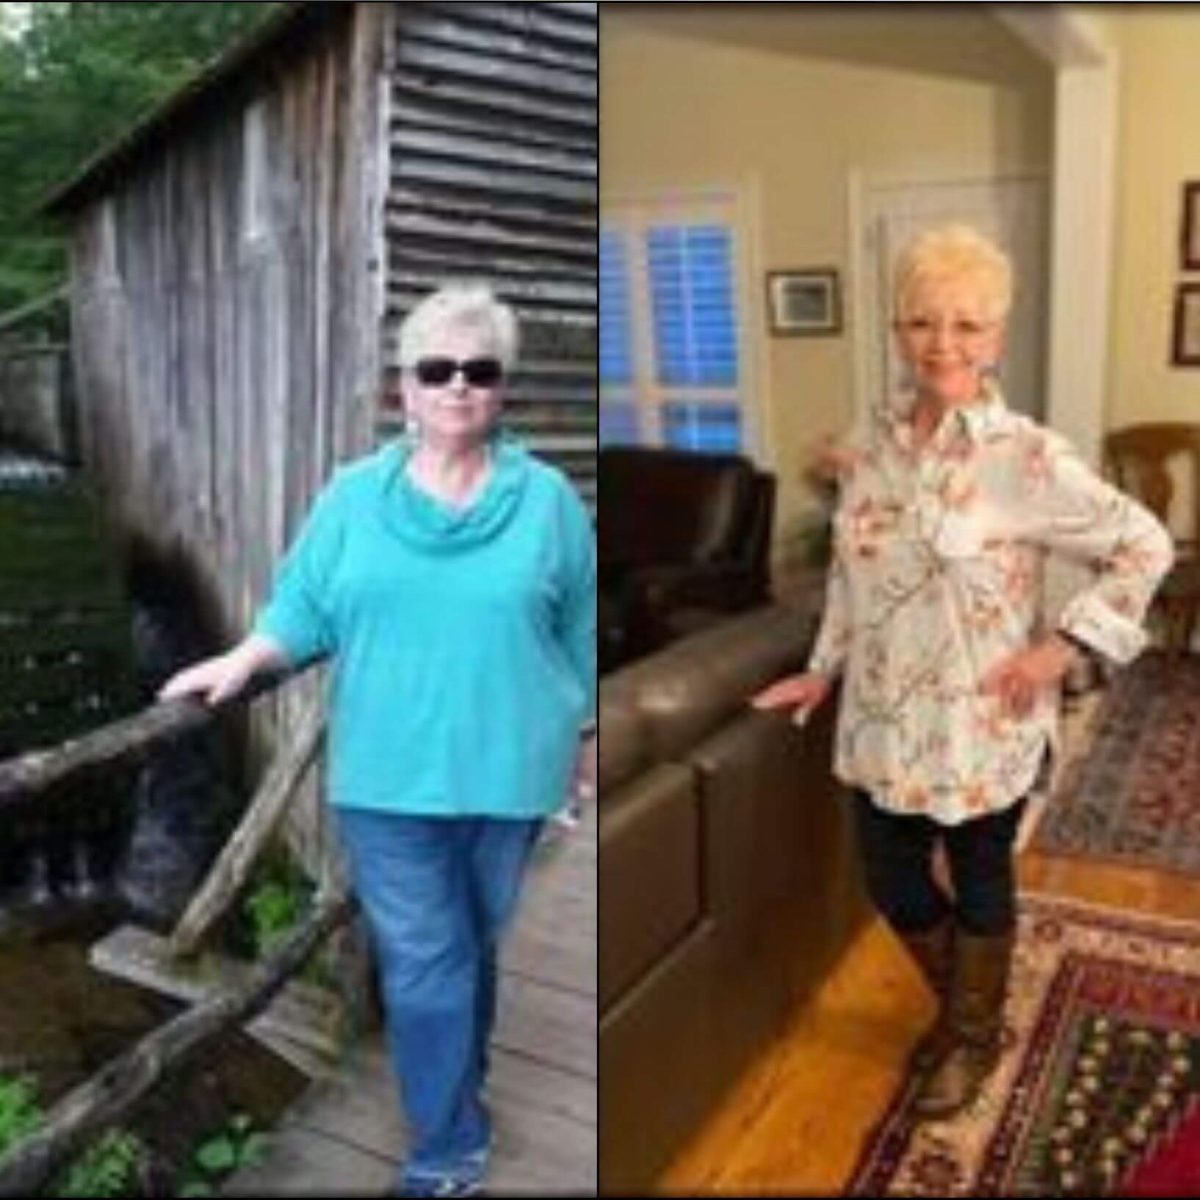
[912,927,1014,1119]
[897,917,955,1074]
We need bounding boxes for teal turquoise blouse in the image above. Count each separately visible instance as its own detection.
[253,436,596,818]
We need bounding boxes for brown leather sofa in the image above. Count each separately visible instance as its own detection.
[598,446,775,671]
[599,602,871,1193]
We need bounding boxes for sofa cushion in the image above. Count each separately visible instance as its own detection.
[615,602,816,762]
[600,918,718,1196]
[597,681,648,794]
[599,762,700,1012]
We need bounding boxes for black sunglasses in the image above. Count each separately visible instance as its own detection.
[414,357,504,388]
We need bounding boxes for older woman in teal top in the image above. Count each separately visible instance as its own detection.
[161,282,596,1198]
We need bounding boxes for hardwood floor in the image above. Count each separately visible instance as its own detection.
[658,688,1200,1194]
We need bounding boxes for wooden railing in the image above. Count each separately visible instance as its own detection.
[0,669,353,1195]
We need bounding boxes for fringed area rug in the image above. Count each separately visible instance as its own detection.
[847,893,1200,1196]
[1033,651,1200,872]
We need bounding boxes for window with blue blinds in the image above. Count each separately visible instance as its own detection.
[647,225,738,388]
[600,200,746,456]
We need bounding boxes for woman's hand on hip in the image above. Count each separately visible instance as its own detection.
[750,673,832,726]
[979,636,1078,718]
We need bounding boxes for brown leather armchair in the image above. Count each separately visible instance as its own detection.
[599,602,870,1193]
[598,447,775,671]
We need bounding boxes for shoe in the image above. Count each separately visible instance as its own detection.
[390,1174,483,1197]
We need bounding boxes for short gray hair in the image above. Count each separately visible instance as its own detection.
[893,224,1013,323]
[397,282,520,370]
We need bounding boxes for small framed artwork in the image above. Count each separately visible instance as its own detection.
[766,268,842,336]
[1171,282,1200,366]
[1182,180,1200,270]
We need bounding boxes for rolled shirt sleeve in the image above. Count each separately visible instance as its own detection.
[1024,430,1174,664]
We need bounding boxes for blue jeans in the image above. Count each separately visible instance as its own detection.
[336,809,542,1186]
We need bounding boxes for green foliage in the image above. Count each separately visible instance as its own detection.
[0,1073,144,1197]
[241,849,313,959]
[179,1111,266,1196]
[0,1074,42,1156]
[52,1128,146,1198]
[0,1,282,310]
[244,879,304,956]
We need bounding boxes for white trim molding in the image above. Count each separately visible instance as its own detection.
[992,4,1119,467]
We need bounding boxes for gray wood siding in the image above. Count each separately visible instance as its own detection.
[67,5,390,876]
[384,1,597,505]
[69,4,387,635]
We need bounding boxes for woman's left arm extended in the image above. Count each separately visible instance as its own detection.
[982,429,1174,714]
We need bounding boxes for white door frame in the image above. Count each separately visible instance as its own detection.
[990,4,1119,467]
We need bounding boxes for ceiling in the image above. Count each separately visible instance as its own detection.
[602,3,1051,87]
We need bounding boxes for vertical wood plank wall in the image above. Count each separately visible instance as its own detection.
[69,5,386,638]
[67,5,388,876]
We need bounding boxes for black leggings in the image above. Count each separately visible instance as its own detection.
[851,790,1026,937]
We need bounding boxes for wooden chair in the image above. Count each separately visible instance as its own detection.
[1104,422,1200,654]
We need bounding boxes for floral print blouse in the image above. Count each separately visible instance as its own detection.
[807,387,1173,825]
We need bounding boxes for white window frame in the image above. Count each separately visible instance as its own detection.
[601,186,760,457]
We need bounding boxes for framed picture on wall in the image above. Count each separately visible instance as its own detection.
[1181,180,1200,270]
[766,268,842,336]
[1171,282,1200,366]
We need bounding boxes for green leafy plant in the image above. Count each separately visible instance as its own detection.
[241,844,316,960]
[0,1075,42,1156]
[53,1128,145,1197]
[244,877,305,957]
[178,1112,266,1196]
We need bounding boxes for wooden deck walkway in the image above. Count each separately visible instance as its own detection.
[222,803,597,1196]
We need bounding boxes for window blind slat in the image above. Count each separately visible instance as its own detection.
[662,402,741,454]
[647,224,739,389]
[599,231,633,386]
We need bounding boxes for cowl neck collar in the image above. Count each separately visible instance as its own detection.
[380,433,530,553]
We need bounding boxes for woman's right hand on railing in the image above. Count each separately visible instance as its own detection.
[749,672,832,727]
[158,634,287,706]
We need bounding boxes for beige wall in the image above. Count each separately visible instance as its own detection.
[1107,8,1200,431]
[601,11,1052,562]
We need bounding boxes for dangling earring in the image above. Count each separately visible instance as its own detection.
[405,405,422,443]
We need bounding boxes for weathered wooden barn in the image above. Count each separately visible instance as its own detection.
[42,1,596,872]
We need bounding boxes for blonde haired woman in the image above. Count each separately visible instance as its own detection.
[754,225,1171,1118]
[163,281,596,1196]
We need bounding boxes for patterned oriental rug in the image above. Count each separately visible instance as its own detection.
[1033,651,1200,873]
[847,893,1200,1197]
